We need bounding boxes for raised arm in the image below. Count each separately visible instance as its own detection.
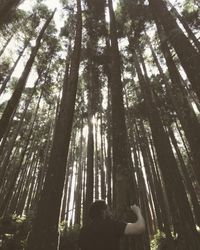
[124,205,146,235]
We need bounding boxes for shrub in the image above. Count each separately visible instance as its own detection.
[0,214,29,250]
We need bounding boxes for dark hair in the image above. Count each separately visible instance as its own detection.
[89,200,107,220]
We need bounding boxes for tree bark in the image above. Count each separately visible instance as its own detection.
[130,39,200,248]
[0,33,14,57]
[0,90,42,216]
[166,0,200,52]
[146,30,200,184]
[0,39,29,96]
[26,1,82,249]
[0,10,55,142]
[108,0,135,218]
[0,77,39,187]
[148,0,200,101]
[74,120,83,225]
[168,126,200,226]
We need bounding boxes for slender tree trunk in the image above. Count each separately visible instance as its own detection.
[16,157,38,216]
[33,107,55,208]
[26,1,82,249]
[0,10,55,142]
[130,120,150,250]
[60,171,68,222]
[138,120,174,245]
[168,126,200,226]
[100,113,106,200]
[0,33,14,57]
[108,1,144,249]
[74,120,83,225]
[136,122,163,231]
[83,0,101,222]
[151,23,200,183]
[0,77,39,187]
[148,0,200,101]
[0,39,29,96]
[94,122,99,200]
[108,0,135,217]
[132,45,200,248]
[19,155,38,215]
[105,70,112,208]
[0,90,42,216]
[7,155,31,215]
[106,106,112,207]
[83,111,94,224]
[166,0,200,52]
[65,156,74,223]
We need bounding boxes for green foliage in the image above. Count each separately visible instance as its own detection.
[0,59,11,85]
[59,0,69,7]
[182,0,200,28]
[0,9,27,29]
[85,0,106,19]
[150,230,166,250]
[0,215,29,250]
[182,9,200,29]
[32,3,52,20]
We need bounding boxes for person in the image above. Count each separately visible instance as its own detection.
[78,200,145,250]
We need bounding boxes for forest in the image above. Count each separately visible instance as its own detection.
[0,0,200,249]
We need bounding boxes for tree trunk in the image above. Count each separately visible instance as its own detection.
[16,157,38,216]
[0,10,55,142]
[148,0,200,101]
[0,39,29,96]
[151,22,200,184]
[131,42,200,248]
[166,0,200,52]
[26,1,82,249]
[74,120,83,225]
[83,111,94,224]
[94,122,99,200]
[0,77,39,187]
[100,113,106,199]
[32,110,55,209]
[0,33,14,57]
[22,157,39,215]
[0,90,42,216]
[138,119,174,245]
[83,0,103,222]
[108,0,135,217]
[105,67,112,208]
[168,126,200,226]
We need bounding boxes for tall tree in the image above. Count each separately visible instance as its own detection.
[26,1,82,249]
[145,31,200,184]
[131,43,200,248]
[0,10,55,142]
[82,0,103,224]
[166,0,200,52]
[148,0,200,101]
[108,0,134,216]
[0,37,30,96]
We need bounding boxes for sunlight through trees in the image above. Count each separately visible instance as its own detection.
[0,0,200,249]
